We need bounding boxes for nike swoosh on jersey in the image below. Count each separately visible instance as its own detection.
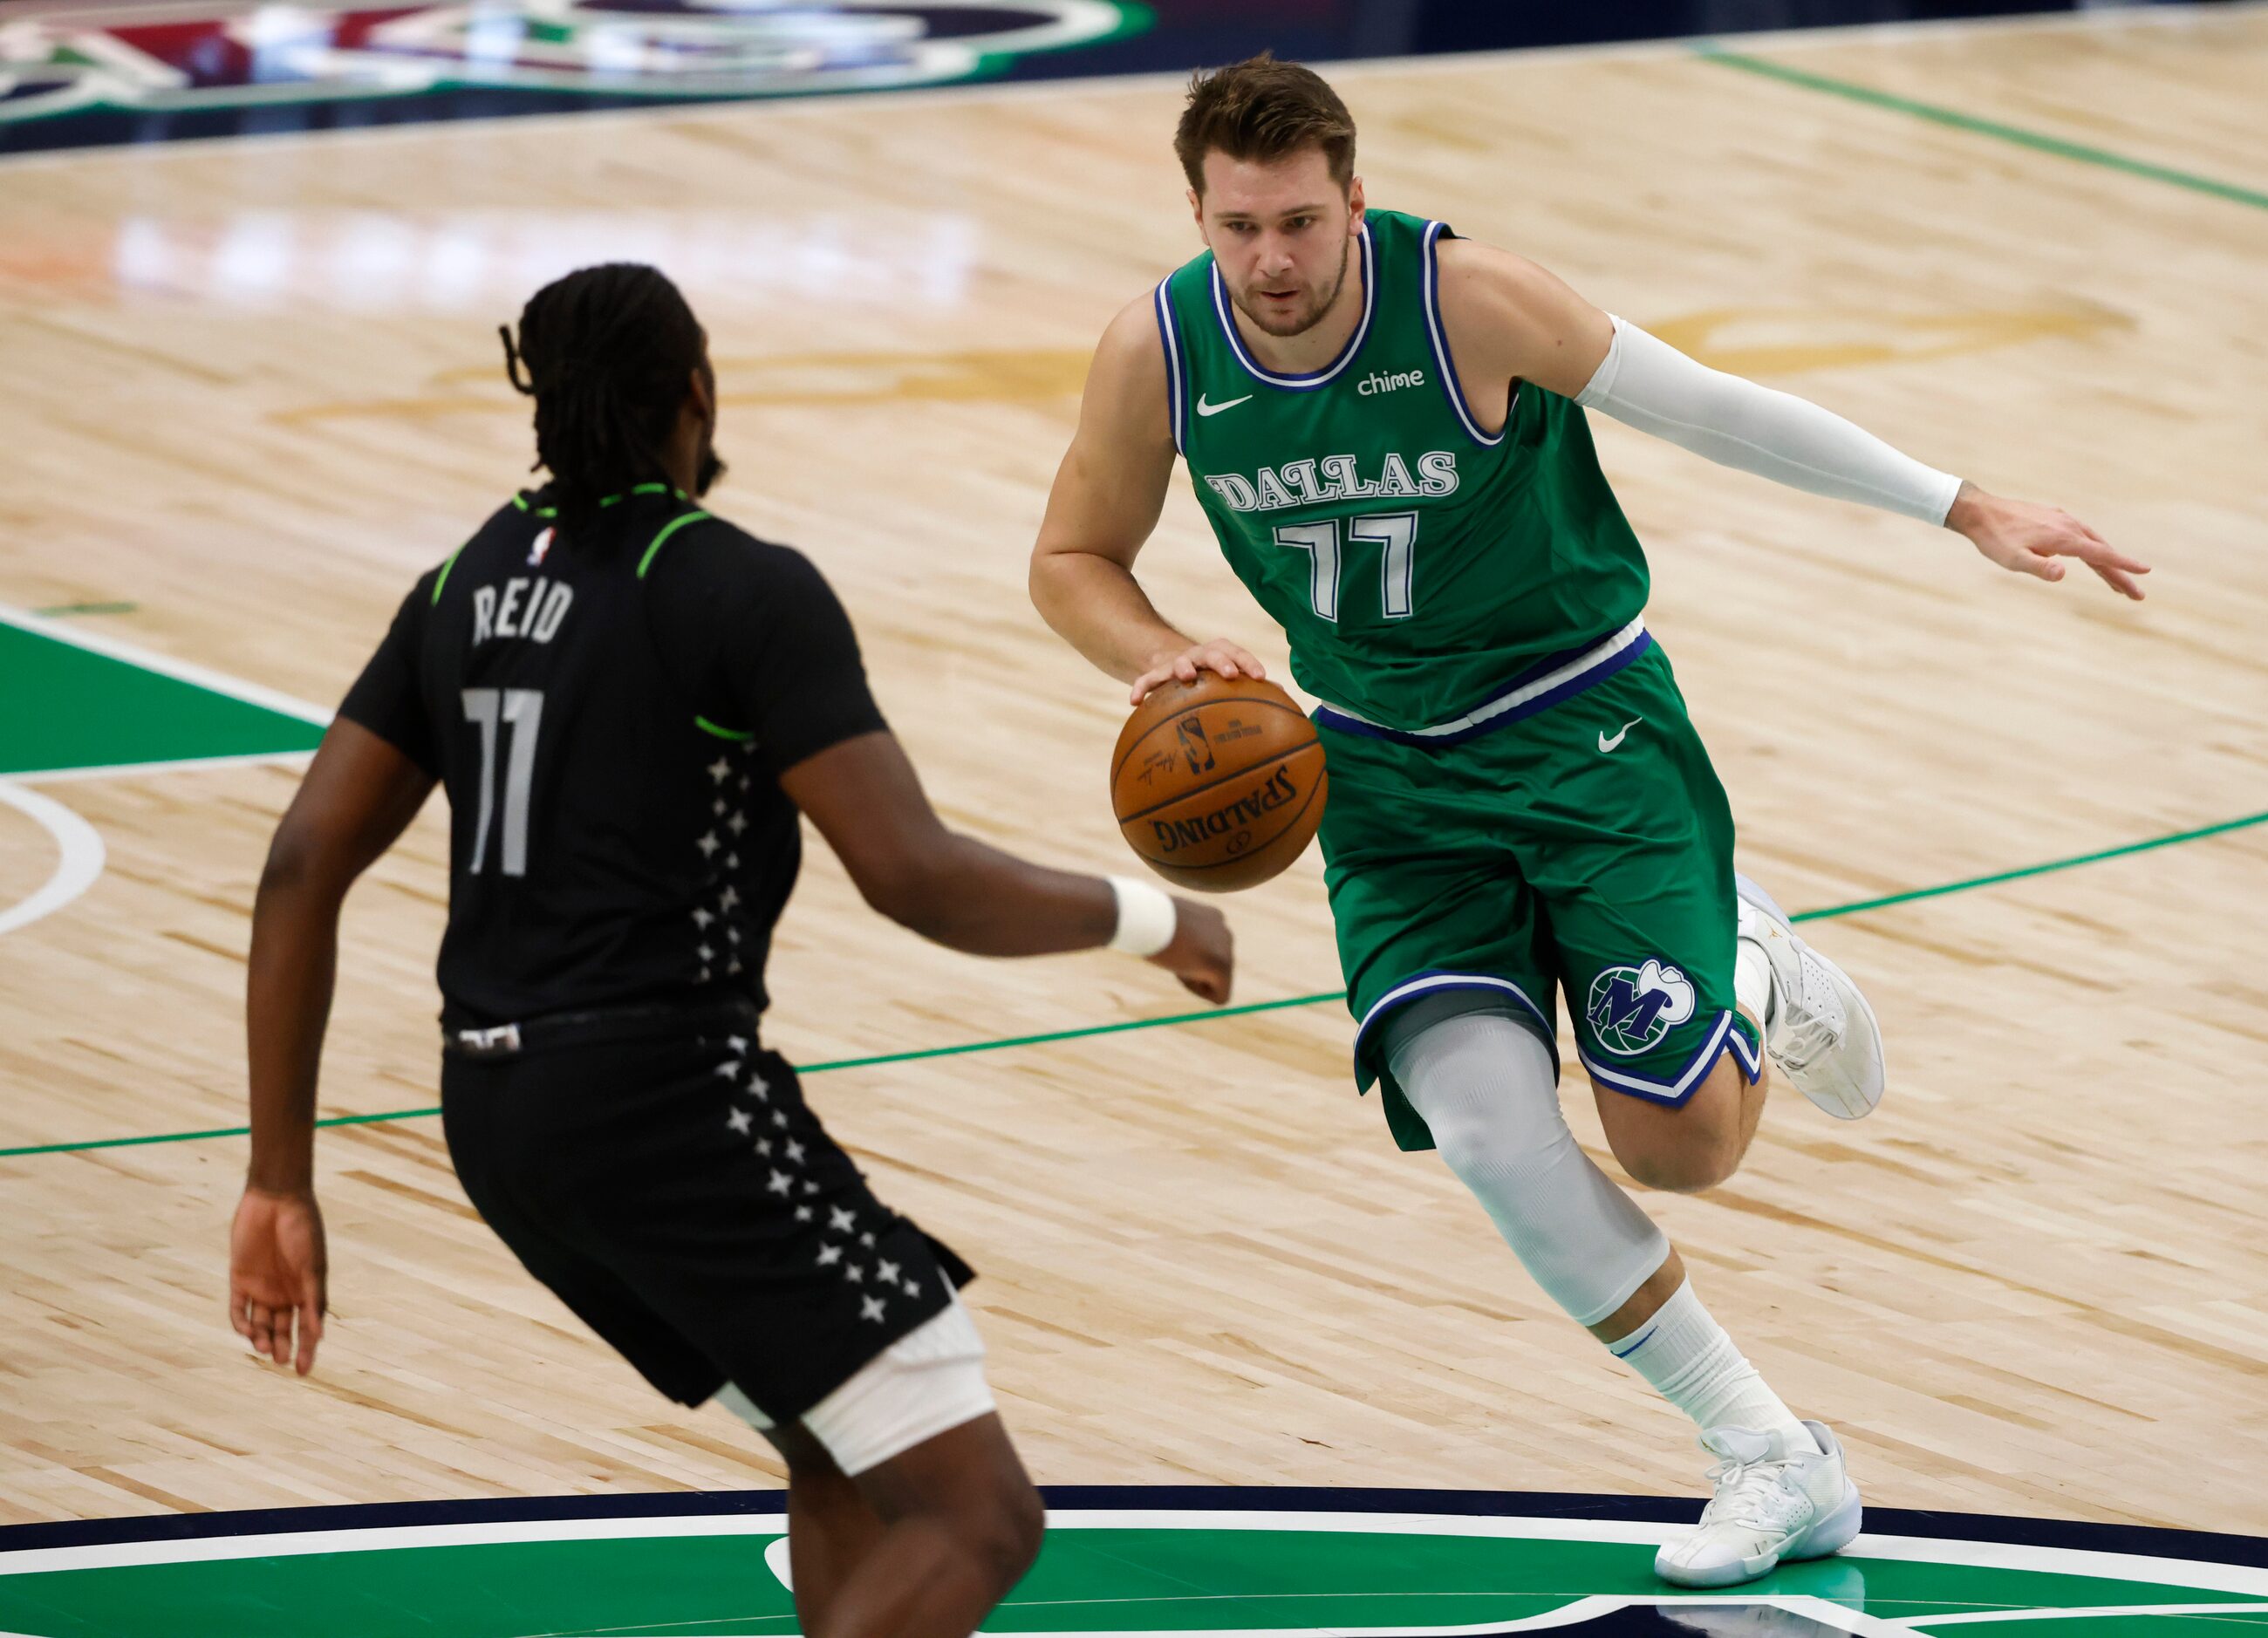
[1598,717,1643,754]
[1196,393,1254,417]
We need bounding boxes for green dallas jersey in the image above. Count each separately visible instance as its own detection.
[1156,208,1654,741]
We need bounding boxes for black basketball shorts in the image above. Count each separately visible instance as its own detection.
[440,1010,973,1424]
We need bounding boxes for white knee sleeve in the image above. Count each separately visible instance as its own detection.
[717,1294,995,1477]
[1388,1010,1669,1327]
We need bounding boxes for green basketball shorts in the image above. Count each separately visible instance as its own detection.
[1315,639,1762,1152]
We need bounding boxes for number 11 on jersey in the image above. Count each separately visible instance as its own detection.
[1272,511,1418,624]
[461,686,543,876]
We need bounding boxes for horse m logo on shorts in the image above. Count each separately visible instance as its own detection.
[1587,959,1698,1056]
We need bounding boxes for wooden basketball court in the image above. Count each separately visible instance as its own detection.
[2,3,2264,1552]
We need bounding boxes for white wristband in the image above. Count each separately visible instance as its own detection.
[1106,875,1178,958]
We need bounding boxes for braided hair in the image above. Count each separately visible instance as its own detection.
[498,263,719,536]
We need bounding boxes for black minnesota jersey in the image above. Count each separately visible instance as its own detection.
[339,483,885,1031]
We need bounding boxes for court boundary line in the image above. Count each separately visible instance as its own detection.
[6,1480,2262,1567]
[0,781,105,936]
[2,1498,2265,1614]
[3,806,2259,1162]
[0,2,2255,174]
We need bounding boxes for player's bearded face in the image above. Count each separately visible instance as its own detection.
[1227,233,1350,338]
[1196,149,1362,339]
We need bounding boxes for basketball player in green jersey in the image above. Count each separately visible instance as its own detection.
[1031,57,2148,1587]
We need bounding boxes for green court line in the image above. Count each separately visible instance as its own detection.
[3,807,2261,1162]
[1793,808,2268,920]
[1696,48,2268,212]
[30,601,137,617]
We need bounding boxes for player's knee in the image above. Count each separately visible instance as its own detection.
[961,1469,1044,1592]
[1429,1109,1509,1190]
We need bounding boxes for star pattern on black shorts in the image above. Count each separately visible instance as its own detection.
[810,1202,924,1323]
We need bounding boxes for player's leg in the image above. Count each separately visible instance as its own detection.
[752,1410,1041,1638]
[1379,1000,1853,1585]
[1581,886,1886,1192]
[1512,648,1868,1582]
[728,1414,879,1628]
[1587,1047,1765,1194]
[617,1038,1038,1628]
[446,1021,1040,1628]
[1379,993,1668,1327]
[805,1415,1042,1638]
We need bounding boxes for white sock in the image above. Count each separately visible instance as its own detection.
[1734,934,1776,1034]
[1606,1280,1818,1454]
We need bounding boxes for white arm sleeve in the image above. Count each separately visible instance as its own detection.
[1575,315,1964,526]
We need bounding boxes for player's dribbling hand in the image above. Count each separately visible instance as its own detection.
[229,1186,329,1376]
[1151,898,1233,1005]
[1948,484,2150,600]
[1130,639,1267,706]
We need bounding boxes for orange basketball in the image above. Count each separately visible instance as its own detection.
[1110,672,1328,893]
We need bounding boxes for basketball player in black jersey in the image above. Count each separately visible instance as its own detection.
[229,264,1233,1637]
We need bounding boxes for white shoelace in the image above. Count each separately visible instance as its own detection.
[1700,1454,1813,1532]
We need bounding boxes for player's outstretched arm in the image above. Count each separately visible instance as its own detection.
[1437,239,2148,600]
[236,718,434,1375]
[782,730,1233,1003]
[1030,297,1267,703]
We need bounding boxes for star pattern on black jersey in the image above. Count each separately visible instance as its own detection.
[689,742,760,986]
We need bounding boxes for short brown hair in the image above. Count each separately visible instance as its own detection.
[1174,53,1356,197]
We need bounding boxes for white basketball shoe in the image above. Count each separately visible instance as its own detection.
[1655,1419,1863,1588]
[1735,875,1885,1121]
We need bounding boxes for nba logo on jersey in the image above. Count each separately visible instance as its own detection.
[529,527,554,567]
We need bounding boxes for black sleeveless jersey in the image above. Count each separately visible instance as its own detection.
[338,484,885,1033]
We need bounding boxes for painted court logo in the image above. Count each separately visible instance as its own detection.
[2,1488,2263,1635]
[1588,958,1698,1057]
[0,2,1144,131]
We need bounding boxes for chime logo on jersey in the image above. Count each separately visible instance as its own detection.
[1357,365,1426,396]
[1203,449,1459,514]
[1588,958,1698,1055]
